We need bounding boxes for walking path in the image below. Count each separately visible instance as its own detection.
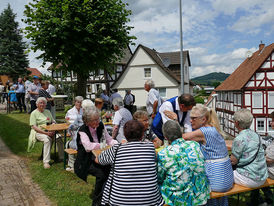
[0,137,52,206]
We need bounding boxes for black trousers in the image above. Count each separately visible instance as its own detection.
[30,100,37,113]
[88,162,110,206]
[250,187,273,205]
[16,93,26,112]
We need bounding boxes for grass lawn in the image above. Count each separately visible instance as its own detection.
[0,111,95,206]
[0,111,260,206]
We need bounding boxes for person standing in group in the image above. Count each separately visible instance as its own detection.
[109,89,122,107]
[144,79,163,120]
[0,82,4,104]
[151,93,195,141]
[24,76,32,113]
[28,76,41,113]
[15,77,26,113]
[100,90,109,110]
[39,81,54,112]
[112,97,132,143]
[8,86,18,110]
[46,81,56,119]
[123,89,134,114]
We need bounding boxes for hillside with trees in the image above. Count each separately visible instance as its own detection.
[191,72,230,86]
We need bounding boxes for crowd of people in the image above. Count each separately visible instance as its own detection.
[23,78,274,206]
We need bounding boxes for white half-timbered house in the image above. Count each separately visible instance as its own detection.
[213,43,274,137]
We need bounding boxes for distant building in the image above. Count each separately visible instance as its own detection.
[48,47,132,98]
[111,44,193,107]
[27,68,42,77]
[212,43,274,137]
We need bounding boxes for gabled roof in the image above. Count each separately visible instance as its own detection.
[158,51,191,66]
[216,43,274,91]
[112,44,191,88]
[27,68,42,77]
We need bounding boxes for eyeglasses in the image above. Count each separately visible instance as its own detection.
[190,116,202,120]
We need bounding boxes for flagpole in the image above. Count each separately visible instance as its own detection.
[179,0,184,94]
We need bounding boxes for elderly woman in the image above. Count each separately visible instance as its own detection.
[96,120,164,206]
[74,107,117,206]
[112,97,132,143]
[133,110,162,148]
[158,120,210,205]
[183,104,233,206]
[65,96,84,172]
[231,109,267,187]
[28,97,64,169]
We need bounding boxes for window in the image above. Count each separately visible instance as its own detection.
[185,66,188,76]
[158,88,166,98]
[257,119,265,131]
[268,93,274,108]
[252,93,262,108]
[117,65,123,72]
[144,68,151,78]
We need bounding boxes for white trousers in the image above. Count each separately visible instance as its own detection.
[36,133,64,163]
[234,170,266,188]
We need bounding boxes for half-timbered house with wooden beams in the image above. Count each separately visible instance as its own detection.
[48,46,132,99]
[213,43,274,137]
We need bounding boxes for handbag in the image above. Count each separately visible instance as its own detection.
[105,143,121,206]
[232,133,261,170]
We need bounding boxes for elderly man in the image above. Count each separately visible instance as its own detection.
[144,79,163,119]
[123,89,134,114]
[151,93,195,141]
[15,77,26,113]
[100,90,109,110]
[28,76,41,113]
[112,97,132,143]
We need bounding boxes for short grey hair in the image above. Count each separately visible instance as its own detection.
[162,120,182,143]
[145,79,155,88]
[82,99,94,110]
[112,97,124,107]
[234,109,253,129]
[36,97,47,105]
[75,96,84,103]
[82,106,100,124]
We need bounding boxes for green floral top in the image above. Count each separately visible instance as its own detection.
[157,138,210,206]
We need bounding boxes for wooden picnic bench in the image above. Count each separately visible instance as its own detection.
[64,148,78,155]
[210,178,274,199]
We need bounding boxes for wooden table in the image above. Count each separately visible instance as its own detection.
[41,123,70,169]
[225,140,233,151]
[92,146,111,157]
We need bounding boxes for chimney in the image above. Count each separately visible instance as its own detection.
[259,41,265,51]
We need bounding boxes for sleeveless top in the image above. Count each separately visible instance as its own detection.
[74,122,104,181]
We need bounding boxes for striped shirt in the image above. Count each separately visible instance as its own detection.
[98,142,164,206]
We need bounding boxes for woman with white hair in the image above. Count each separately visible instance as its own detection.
[158,120,210,205]
[183,104,233,206]
[65,96,84,172]
[74,107,118,206]
[231,109,267,188]
[28,97,63,169]
[112,97,132,143]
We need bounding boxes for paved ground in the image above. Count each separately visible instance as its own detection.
[0,129,52,205]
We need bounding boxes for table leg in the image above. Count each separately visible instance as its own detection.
[54,132,57,161]
[64,130,67,169]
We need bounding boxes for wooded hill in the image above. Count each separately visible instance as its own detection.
[191,72,230,86]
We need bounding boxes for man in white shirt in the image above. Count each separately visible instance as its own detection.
[151,94,195,141]
[46,81,56,119]
[144,80,163,119]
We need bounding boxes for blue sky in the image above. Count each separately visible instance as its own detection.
[0,0,273,77]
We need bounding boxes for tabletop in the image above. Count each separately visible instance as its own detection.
[92,146,111,157]
[41,123,70,131]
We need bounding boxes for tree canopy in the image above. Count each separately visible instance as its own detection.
[23,0,135,96]
[0,4,29,78]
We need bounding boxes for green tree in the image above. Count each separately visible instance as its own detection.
[23,0,135,97]
[212,81,221,88]
[0,4,29,78]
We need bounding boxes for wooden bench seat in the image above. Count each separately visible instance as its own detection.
[210,178,274,199]
[64,148,77,155]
